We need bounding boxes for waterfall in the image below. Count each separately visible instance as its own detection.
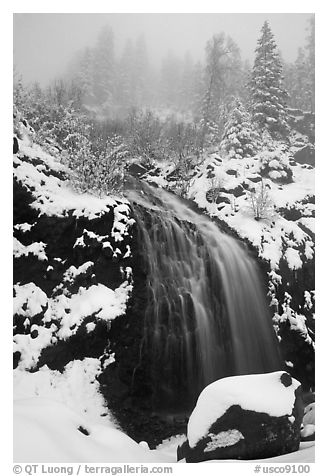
[128,182,282,411]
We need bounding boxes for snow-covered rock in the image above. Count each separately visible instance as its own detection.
[178,371,303,462]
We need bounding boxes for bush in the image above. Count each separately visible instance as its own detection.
[249,179,273,220]
[258,145,293,184]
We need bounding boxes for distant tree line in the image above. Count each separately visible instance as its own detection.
[13,18,314,198]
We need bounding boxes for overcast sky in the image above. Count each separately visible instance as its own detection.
[13,13,313,85]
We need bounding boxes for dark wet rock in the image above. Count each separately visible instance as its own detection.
[220,185,245,197]
[13,136,19,154]
[248,175,262,183]
[226,169,237,176]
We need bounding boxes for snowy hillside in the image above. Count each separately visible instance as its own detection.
[13,117,138,460]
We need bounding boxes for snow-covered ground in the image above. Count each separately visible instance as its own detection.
[14,391,314,463]
[13,360,314,463]
[187,150,313,273]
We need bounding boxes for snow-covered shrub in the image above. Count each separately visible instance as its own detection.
[206,174,226,203]
[248,179,273,220]
[68,135,129,196]
[220,99,259,159]
[13,107,35,144]
[164,118,204,164]
[258,145,293,184]
[125,110,165,165]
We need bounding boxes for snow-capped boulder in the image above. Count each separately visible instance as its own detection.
[177,371,303,462]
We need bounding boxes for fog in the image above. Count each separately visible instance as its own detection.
[13,13,313,85]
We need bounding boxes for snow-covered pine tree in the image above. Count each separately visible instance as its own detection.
[77,47,95,106]
[220,99,259,159]
[93,26,116,109]
[250,21,289,137]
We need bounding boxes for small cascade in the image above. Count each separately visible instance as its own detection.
[128,183,281,411]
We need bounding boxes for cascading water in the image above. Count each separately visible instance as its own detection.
[128,182,281,411]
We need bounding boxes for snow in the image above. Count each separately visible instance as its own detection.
[51,280,133,340]
[14,356,176,462]
[86,322,96,333]
[14,279,132,368]
[204,430,245,452]
[13,365,314,463]
[63,261,94,282]
[299,217,315,233]
[14,359,111,426]
[14,222,34,232]
[14,397,171,463]
[13,237,48,261]
[185,149,314,273]
[73,230,110,248]
[301,425,315,439]
[284,247,303,270]
[15,138,131,220]
[112,204,135,242]
[187,371,301,448]
[14,324,55,369]
[13,282,48,317]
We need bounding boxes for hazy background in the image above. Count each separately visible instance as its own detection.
[13,13,313,85]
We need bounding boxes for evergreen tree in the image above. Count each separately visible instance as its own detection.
[77,47,95,106]
[221,99,259,159]
[93,26,116,108]
[117,38,136,108]
[134,35,149,106]
[202,34,240,145]
[250,21,289,136]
